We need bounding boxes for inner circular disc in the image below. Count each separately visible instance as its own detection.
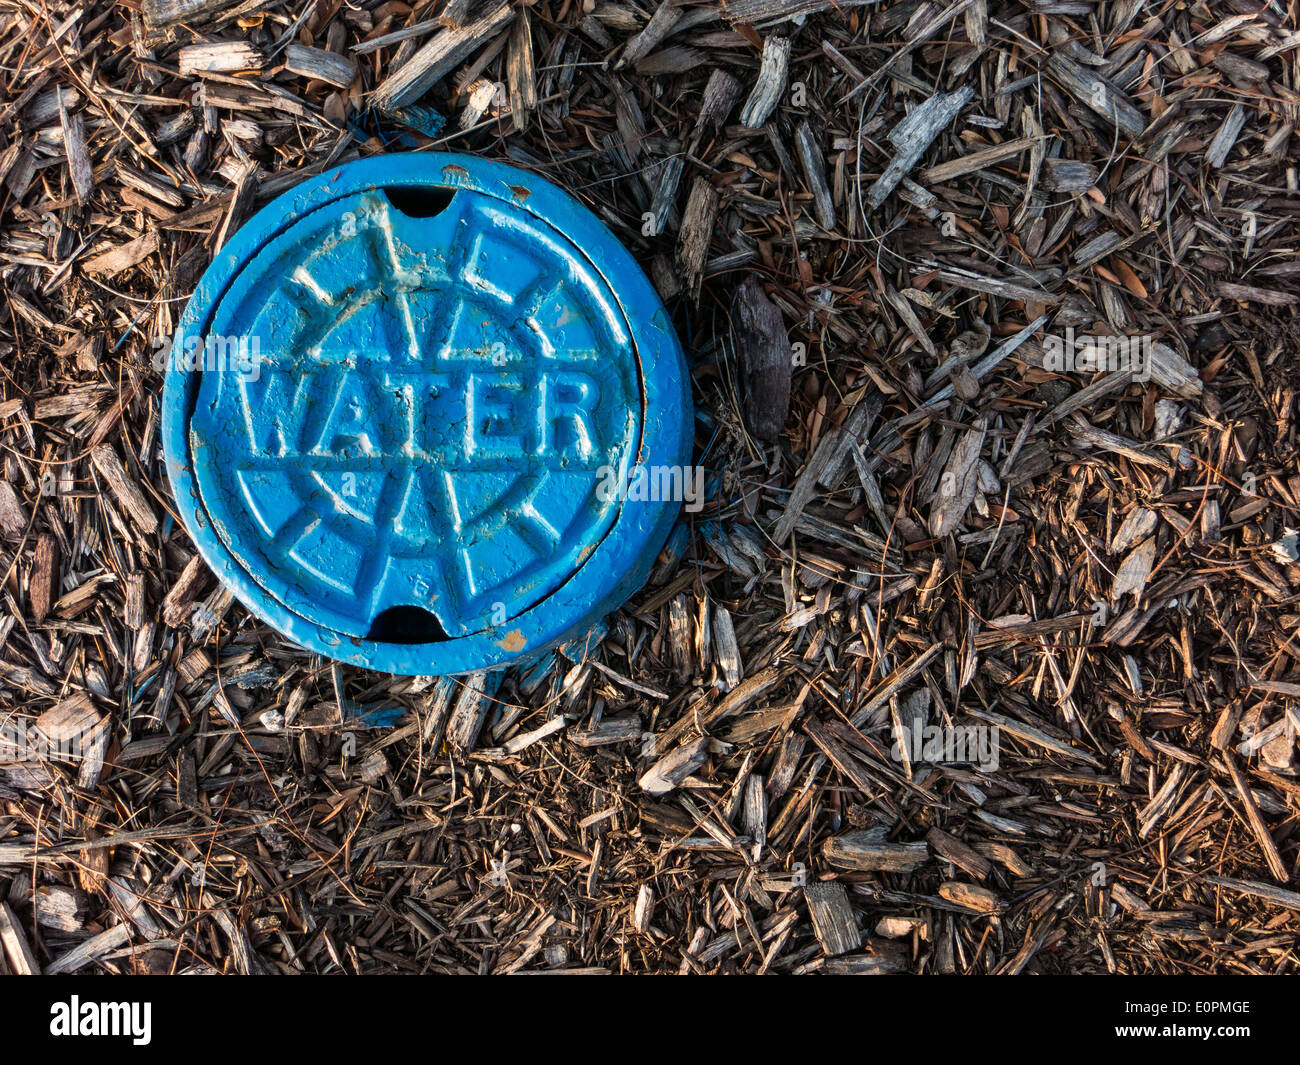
[188,183,643,642]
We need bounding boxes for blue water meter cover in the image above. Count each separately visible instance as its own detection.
[161,153,692,675]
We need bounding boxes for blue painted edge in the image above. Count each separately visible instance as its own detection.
[162,152,692,675]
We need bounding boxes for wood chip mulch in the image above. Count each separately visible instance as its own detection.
[1,0,1300,974]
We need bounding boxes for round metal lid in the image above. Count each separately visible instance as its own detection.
[162,153,691,675]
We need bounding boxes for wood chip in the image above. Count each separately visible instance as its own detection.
[90,445,158,533]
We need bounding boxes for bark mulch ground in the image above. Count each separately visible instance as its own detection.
[1,0,1299,974]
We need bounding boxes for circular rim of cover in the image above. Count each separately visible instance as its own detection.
[161,152,691,675]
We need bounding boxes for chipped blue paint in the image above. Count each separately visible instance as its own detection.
[350,104,446,147]
[162,153,691,676]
